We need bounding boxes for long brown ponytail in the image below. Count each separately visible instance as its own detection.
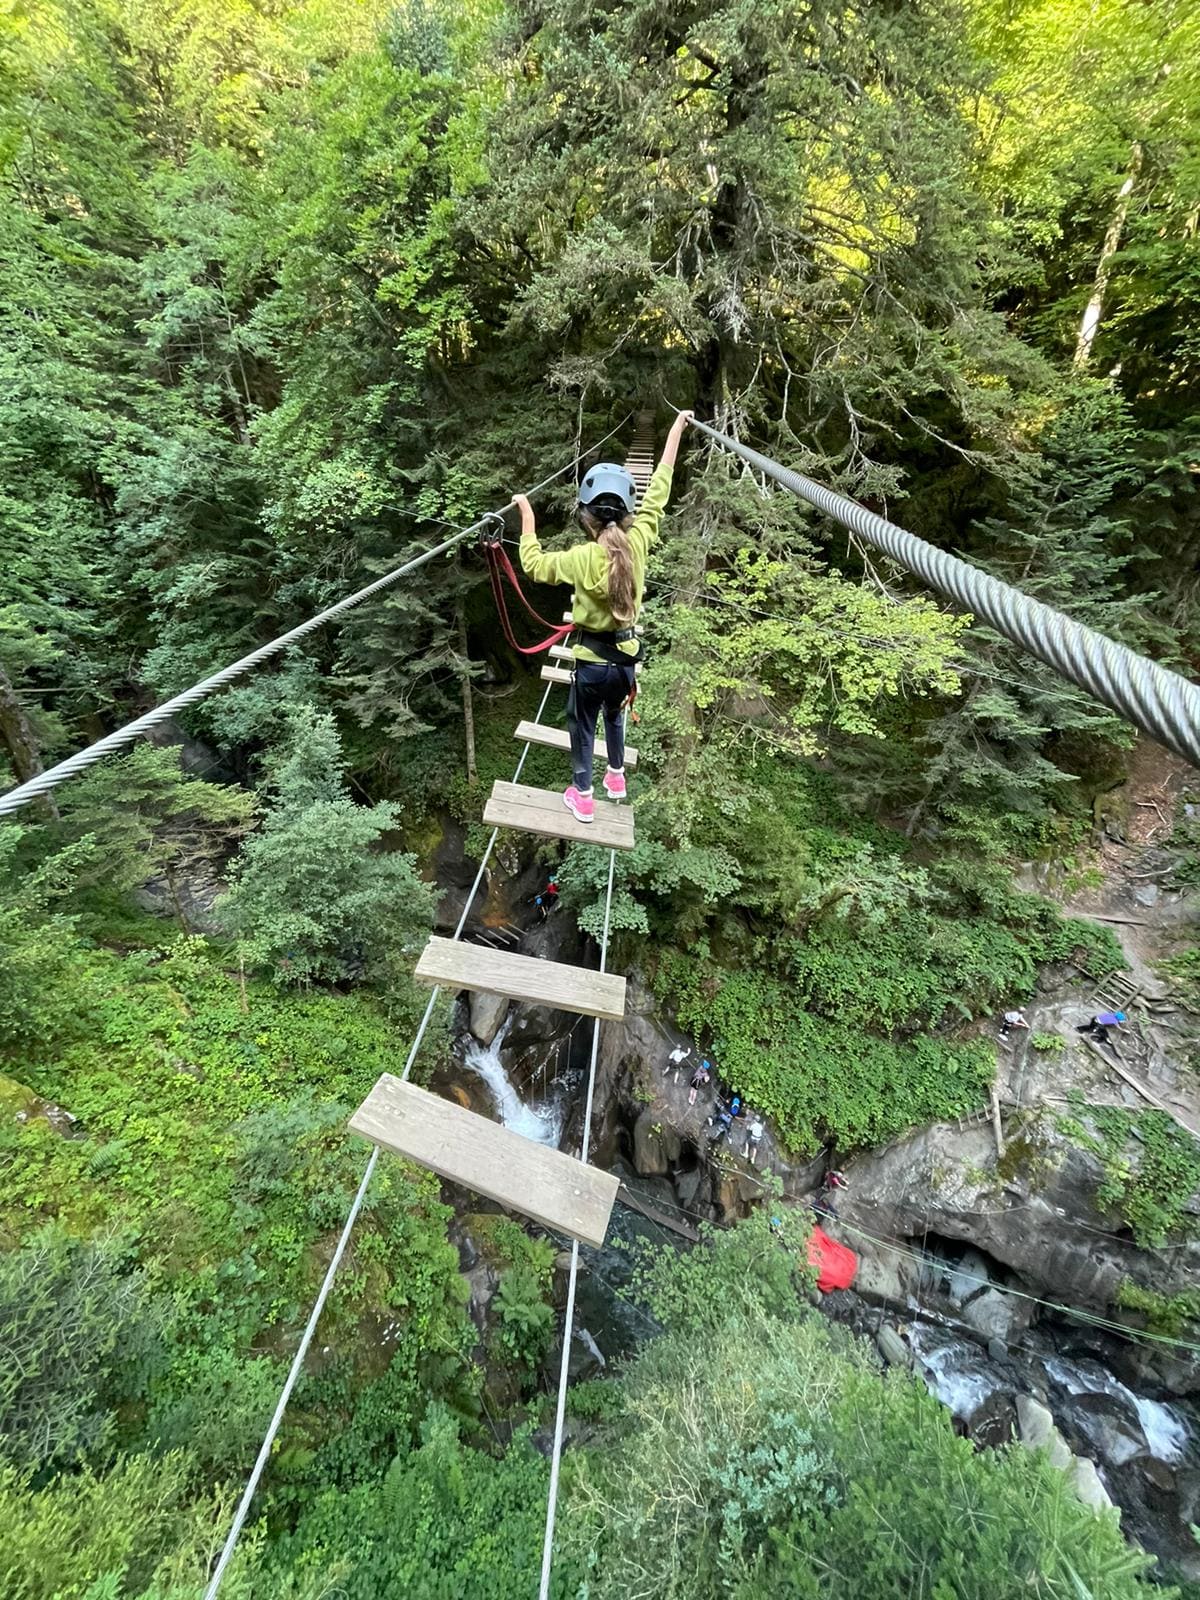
[582,507,636,624]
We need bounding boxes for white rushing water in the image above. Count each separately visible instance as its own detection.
[907,1323,995,1418]
[1043,1355,1190,1464]
[461,1022,564,1147]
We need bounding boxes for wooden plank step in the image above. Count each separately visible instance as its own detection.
[513,720,638,769]
[351,1076,619,1247]
[483,779,635,850]
[414,935,626,1021]
[549,643,574,661]
[562,610,573,623]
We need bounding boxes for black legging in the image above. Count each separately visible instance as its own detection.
[567,661,635,791]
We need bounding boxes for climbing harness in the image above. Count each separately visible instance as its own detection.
[480,517,573,656]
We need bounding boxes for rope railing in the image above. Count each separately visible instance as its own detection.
[202,677,558,1600]
[683,412,1200,770]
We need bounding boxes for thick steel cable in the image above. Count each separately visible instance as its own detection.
[0,528,472,820]
[682,412,1200,769]
[203,680,557,1600]
[0,414,632,821]
[538,845,616,1600]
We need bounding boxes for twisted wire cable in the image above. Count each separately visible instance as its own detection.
[685,414,1200,769]
[0,413,633,821]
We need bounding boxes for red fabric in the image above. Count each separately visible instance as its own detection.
[806,1226,858,1293]
[483,543,572,656]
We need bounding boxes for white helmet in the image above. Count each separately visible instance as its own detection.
[579,462,636,514]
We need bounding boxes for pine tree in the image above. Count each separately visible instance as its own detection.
[219,708,433,986]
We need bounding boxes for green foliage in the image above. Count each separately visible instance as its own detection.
[36,745,254,895]
[468,1214,557,1370]
[1116,1281,1200,1340]
[220,709,434,987]
[1031,1031,1065,1054]
[0,825,96,1049]
[1060,1099,1200,1246]
[0,1226,162,1473]
[565,1221,1164,1600]
[494,1263,555,1370]
[0,1450,249,1600]
[2,0,1198,1591]
[264,1405,557,1600]
[657,953,994,1154]
[567,1379,626,1423]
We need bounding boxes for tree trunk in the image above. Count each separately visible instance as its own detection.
[0,665,58,820]
[457,600,478,786]
[1073,142,1143,372]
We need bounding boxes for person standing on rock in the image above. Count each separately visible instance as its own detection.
[665,1043,691,1083]
[513,409,694,823]
[815,1169,849,1219]
[710,1107,734,1145]
[745,1117,765,1164]
[998,1008,1030,1042]
[688,1059,711,1105]
[1077,1010,1126,1046]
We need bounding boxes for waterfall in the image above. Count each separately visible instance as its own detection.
[461,1019,564,1147]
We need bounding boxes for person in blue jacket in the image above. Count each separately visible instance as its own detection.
[1077,1010,1126,1045]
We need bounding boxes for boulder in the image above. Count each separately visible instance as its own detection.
[1,1073,80,1137]
[841,1106,1200,1316]
[675,1163,704,1209]
[966,1391,1017,1450]
[854,1242,910,1305]
[961,1287,1033,1346]
[1177,1467,1200,1527]
[1067,1391,1149,1468]
[1069,1456,1117,1514]
[506,1004,571,1048]
[632,1109,680,1177]
[714,1163,766,1218]
[1016,1395,1073,1470]
[1135,1454,1176,1494]
[469,990,510,1047]
[946,1249,993,1305]
[567,1327,603,1383]
[876,1324,911,1368]
[465,1262,497,1330]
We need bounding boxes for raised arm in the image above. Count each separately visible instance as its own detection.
[512,493,535,539]
[514,491,580,586]
[659,409,694,470]
[627,411,694,557]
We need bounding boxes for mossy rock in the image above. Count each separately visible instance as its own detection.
[0,1072,41,1122]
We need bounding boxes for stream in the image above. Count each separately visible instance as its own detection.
[449,994,1200,1576]
[459,1016,565,1147]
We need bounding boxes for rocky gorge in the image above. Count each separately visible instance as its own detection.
[429,760,1200,1583]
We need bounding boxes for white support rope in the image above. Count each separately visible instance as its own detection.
[202,678,556,1600]
[538,846,616,1600]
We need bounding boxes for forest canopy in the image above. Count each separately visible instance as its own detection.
[1,0,1197,1594]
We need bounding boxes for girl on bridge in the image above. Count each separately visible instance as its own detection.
[512,410,693,822]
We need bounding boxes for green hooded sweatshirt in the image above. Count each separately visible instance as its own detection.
[519,462,673,662]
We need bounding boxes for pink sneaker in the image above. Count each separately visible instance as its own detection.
[603,768,627,801]
[563,786,594,823]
